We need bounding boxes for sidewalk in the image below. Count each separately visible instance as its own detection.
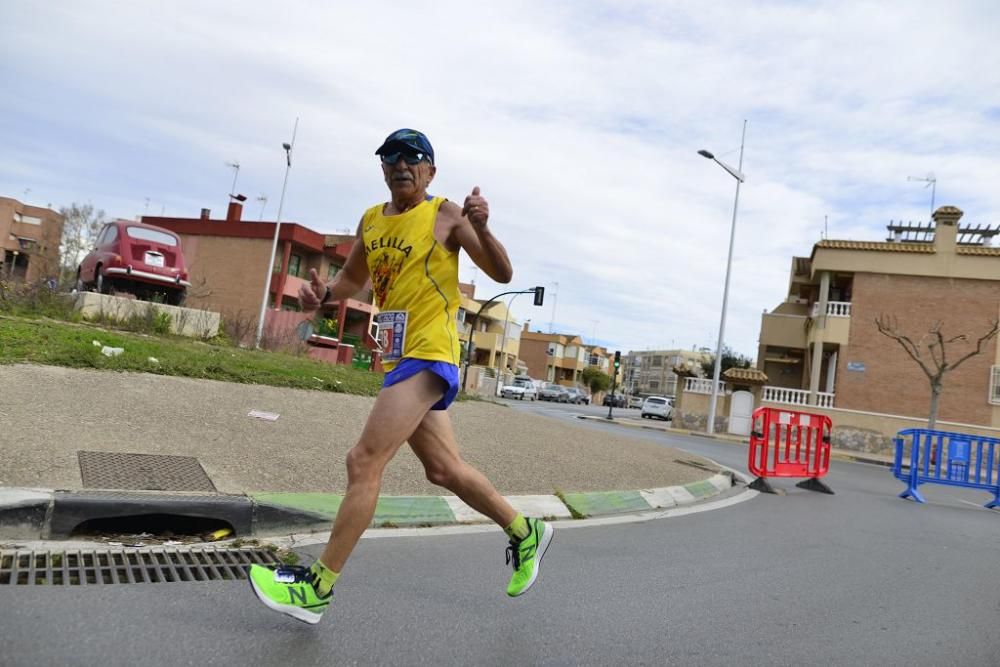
[579,413,897,467]
[0,364,741,540]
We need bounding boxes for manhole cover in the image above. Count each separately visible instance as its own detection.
[78,451,217,492]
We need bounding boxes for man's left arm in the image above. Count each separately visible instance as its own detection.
[448,186,513,284]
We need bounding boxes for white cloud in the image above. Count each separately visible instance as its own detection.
[2,0,999,358]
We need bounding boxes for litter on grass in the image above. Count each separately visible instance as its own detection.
[248,410,279,421]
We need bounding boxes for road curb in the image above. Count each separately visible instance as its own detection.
[579,415,897,468]
[0,472,737,541]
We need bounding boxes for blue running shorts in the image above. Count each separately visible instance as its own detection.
[382,358,460,410]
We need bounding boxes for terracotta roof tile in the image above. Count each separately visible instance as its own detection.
[815,240,934,253]
[957,246,1000,256]
[722,367,768,383]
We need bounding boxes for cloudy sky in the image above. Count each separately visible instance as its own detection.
[3,1,999,358]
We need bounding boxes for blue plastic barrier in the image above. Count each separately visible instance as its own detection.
[892,428,1000,509]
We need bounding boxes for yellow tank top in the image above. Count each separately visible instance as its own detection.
[362,196,460,370]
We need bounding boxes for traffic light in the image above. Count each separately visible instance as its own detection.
[533,286,545,306]
[613,350,621,369]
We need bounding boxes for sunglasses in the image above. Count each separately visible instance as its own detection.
[380,151,429,166]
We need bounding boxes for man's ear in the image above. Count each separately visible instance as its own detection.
[428,164,437,182]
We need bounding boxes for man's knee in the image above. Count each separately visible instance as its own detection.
[424,459,462,488]
[346,445,382,482]
[424,463,452,488]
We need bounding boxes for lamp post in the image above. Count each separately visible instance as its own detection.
[494,293,520,396]
[255,118,299,349]
[698,119,747,435]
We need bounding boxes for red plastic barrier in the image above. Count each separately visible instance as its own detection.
[748,407,833,494]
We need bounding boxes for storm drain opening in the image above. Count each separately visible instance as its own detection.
[0,548,283,586]
[70,513,233,542]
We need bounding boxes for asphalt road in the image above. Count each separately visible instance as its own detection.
[3,400,999,666]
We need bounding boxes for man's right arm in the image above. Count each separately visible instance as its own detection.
[299,219,369,312]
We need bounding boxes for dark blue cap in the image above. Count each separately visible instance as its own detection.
[375,129,434,164]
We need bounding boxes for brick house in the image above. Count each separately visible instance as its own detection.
[519,329,587,385]
[143,200,375,346]
[0,197,63,284]
[699,205,1000,450]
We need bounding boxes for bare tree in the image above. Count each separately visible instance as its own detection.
[875,315,999,429]
[59,203,105,286]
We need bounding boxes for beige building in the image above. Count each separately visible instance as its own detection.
[699,205,1000,450]
[457,283,525,375]
[0,197,63,283]
[623,348,711,398]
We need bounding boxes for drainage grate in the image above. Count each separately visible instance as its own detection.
[78,451,217,492]
[0,548,282,586]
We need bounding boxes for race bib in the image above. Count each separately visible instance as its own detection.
[375,311,408,362]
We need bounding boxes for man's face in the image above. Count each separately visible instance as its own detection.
[381,149,435,197]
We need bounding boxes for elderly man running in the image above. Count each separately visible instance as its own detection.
[249,129,554,624]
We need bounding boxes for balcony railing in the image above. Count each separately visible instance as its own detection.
[684,377,725,394]
[811,301,852,318]
[762,386,834,408]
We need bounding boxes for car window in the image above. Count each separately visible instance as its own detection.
[646,398,666,405]
[95,224,112,246]
[104,225,118,244]
[127,226,178,246]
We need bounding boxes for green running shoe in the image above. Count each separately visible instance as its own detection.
[248,564,332,624]
[505,517,554,597]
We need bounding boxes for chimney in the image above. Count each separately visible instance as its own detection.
[200,208,211,221]
[226,201,243,223]
[932,205,962,252]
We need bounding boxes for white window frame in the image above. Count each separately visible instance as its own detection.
[991,366,1000,405]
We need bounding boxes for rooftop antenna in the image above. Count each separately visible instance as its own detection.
[226,160,241,198]
[907,173,936,218]
[549,281,559,333]
[144,197,150,214]
[256,194,268,221]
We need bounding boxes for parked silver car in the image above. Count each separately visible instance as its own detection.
[565,387,591,405]
[538,383,570,402]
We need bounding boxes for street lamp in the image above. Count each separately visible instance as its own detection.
[699,119,747,435]
[494,293,520,396]
[255,118,299,349]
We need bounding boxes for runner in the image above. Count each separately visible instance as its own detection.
[249,129,553,624]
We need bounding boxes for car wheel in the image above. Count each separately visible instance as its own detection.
[167,289,187,307]
[96,271,110,295]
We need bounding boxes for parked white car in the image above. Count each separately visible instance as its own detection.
[501,378,537,401]
[641,396,673,420]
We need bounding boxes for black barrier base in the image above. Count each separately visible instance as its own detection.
[796,477,834,494]
[748,477,783,495]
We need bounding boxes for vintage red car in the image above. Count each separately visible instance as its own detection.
[76,220,190,305]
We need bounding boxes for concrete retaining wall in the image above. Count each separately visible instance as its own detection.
[74,292,220,338]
